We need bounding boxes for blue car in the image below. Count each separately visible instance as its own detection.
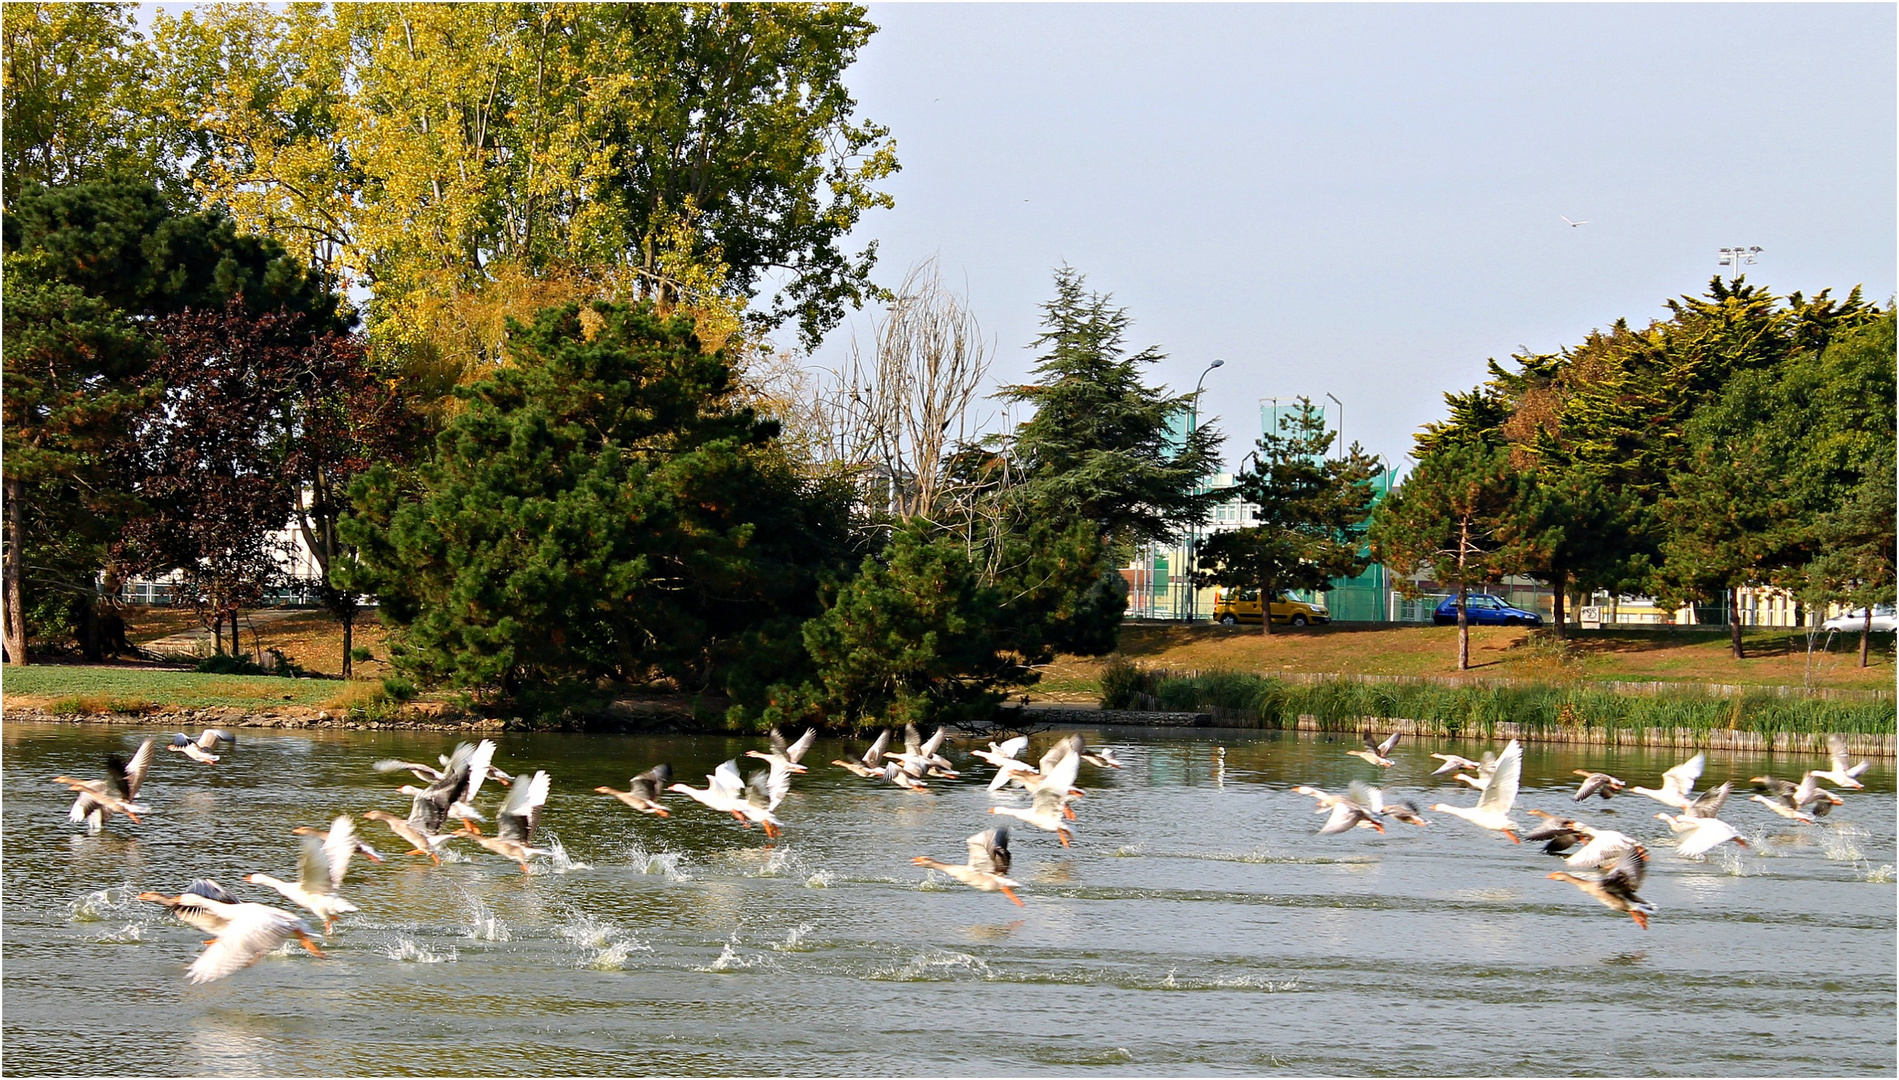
[1433,594,1543,626]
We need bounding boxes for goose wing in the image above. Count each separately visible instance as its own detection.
[1675,817,1742,857]
[1041,743,1082,795]
[1348,781,1384,815]
[903,723,923,758]
[1600,843,1649,896]
[1039,734,1084,776]
[184,878,241,906]
[497,770,549,843]
[1029,783,1067,818]
[1375,731,1402,757]
[187,905,305,984]
[457,739,497,806]
[1827,734,1851,774]
[995,736,1029,761]
[784,727,817,764]
[967,828,1010,876]
[767,727,791,758]
[199,728,236,749]
[321,815,358,889]
[121,738,156,798]
[102,752,134,801]
[747,759,792,811]
[375,758,443,780]
[1476,740,1521,815]
[1566,829,1635,869]
[859,729,891,768]
[297,832,337,896]
[630,763,672,802]
[1319,801,1365,834]
[711,759,745,797]
[1685,780,1732,819]
[920,726,948,759]
[1661,753,1705,799]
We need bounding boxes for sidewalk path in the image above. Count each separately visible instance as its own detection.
[142,607,310,658]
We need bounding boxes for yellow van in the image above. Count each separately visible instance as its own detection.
[1212,587,1330,626]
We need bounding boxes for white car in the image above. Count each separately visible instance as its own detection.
[1822,604,1897,632]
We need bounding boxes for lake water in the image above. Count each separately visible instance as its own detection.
[3,721,1893,1076]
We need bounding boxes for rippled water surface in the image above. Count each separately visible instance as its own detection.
[4,721,1894,1076]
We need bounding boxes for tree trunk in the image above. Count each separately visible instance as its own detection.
[1550,567,1568,640]
[341,613,354,679]
[1860,607,1872,668]
[1258,574,1273,637]
[3,476,27,665]
[1455,517,1471,671]
[1729,586,1746,660]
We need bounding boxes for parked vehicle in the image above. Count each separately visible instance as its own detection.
[1432,593,1543,627]
[1822,604,1897,633]
[1213,588,1329,626]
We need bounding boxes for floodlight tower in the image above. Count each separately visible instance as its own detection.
[1717,246,1762,285]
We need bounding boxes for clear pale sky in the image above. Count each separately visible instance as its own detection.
[812,3,1898,469]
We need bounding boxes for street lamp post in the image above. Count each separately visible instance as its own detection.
[1324,392,1343,461]
[1184,359,1224,622]
[1717,246,1762,285]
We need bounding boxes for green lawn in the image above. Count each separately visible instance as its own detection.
[2,664,348,713]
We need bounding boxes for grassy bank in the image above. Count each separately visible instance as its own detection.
[0,663,376,715]
[1100,660,1896,738]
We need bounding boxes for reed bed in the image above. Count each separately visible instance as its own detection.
[1098,658,1896,745]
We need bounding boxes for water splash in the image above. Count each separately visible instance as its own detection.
[460,895,511,942]
[583,939,646,971]
[1856,861,1894,884]
[380,934,458,963]
[538,834,592,874]
[1821,824,1869,862]
[772,923,817,953]
[745,847,804,879]
[66,885,140,922]
[866,949,997,982]
[88,921,146,943]
[553,909,650,969]
[804,869,835,888]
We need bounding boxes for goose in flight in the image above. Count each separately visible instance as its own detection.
[1292,785,1385,834]
[1810,735,1869,790]
[1430,753,1484,776]
[971,735,1037,791]
[247,815,368,932]
[1351,782,1430,827]
[361,809,454,865]
[914,828,1023,906]
[54,738,156,832]
[1522,809,1590,854]
[1431,739,1522,841]
[1547,845,1655,929]
[166,729,235,764]
[462,769,552,872]
[597,764,672,816]
[669,760,760,825]
[399,739,498,835]
[747,727,816,775]
[141,883,326,982]
[1561,215,1589,227]
[990,745,1081,845]
[741,758,793,839]
[886,723,958,778]
[1347,731,1401,768]
[1631,753,1705,810]
[1749,773,1839,820]
[1571,770,1627,801]
[880,760,932,792]
[832,729,891,779]
[139,878,244,936]
[1654,810,1748,858]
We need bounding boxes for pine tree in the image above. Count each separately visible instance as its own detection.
[1000,267,1223,553]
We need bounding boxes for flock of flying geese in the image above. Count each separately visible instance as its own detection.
[47,723,1120,984]
[48,722,1869,983]
[1299,731,1874,929]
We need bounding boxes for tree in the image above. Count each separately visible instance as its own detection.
[1193,398,1382,636]
[1502,467,1646,639]
[1,177,341,664]
[1369,442,1524,671]
[1000,267,1224,553]
[145,3,897,363]
[1,3,169,204]
[775,516,1119,731]
[340,300,851,707]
